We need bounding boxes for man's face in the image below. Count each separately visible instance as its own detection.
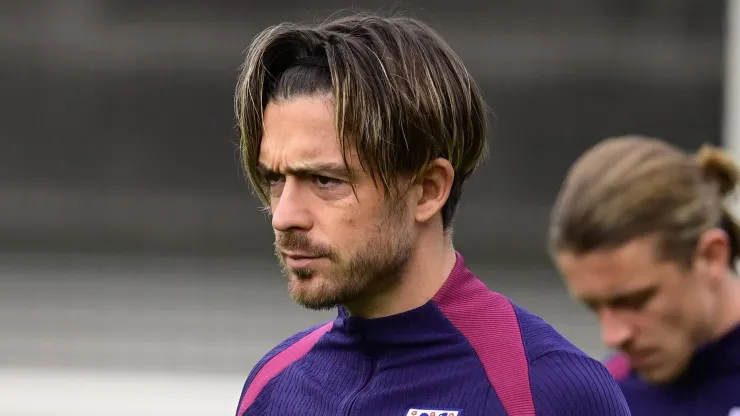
[258,96,414,311]
[556,236,720,383]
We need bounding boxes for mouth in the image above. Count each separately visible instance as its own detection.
[626,350,656,368]
[282,252,325,269]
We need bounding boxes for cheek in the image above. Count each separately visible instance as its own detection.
[659,307,687,334]
[649,290,697,337]
[673,279,710,324]
[345,209,358,228]
[624,290,677,337]
[318,203,368,246]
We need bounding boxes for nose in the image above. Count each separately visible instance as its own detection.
[271,178,312,232]
[600,309,633,350]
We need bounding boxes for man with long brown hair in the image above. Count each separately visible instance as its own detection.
[234,12,629,416]
[550,135,740,414]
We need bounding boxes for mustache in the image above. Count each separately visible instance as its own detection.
[274,232,335,258]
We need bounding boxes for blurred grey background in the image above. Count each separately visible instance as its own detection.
[0,0,728,414]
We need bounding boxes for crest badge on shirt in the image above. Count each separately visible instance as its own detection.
[405,408,462,416]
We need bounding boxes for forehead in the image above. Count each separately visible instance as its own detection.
[260,97,344,168]
[557,237,671,298]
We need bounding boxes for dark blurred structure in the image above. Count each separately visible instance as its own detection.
[0,0,725,265]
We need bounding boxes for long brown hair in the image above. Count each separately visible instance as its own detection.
[549,135,740,267]
[234,12,490,229]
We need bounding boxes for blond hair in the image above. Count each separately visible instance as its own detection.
[549,135,740,266]
[234,13,489,229]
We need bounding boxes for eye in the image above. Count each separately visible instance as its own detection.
[611,289,656,311]
[622,295,651,311]
[313,175,341,188]
[264,172,284,186]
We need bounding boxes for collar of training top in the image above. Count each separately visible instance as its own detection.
[688,322,740,379]
[331,252,471,348]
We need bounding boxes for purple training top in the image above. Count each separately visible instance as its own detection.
[237,253,630,415]
[605,323,740,415]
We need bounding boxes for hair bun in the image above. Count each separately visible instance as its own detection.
[696,144,740,197]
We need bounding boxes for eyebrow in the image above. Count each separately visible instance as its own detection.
[257,162,354,178]
[583,286,657,309]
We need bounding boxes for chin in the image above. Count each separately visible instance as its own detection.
[288,286,342,311]
[636,364,685,384]
[287,272,339,308]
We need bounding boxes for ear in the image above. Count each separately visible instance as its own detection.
[694,228,731,283]
[413,158,454,224]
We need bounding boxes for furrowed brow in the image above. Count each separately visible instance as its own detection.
[257,161,354,177]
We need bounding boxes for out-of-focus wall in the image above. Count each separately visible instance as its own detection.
[0,0,725,264]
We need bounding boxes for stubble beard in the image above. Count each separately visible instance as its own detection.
[274,203,413,311]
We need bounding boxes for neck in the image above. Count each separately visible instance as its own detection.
[710,274,740,340]
[343,231,457,319]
